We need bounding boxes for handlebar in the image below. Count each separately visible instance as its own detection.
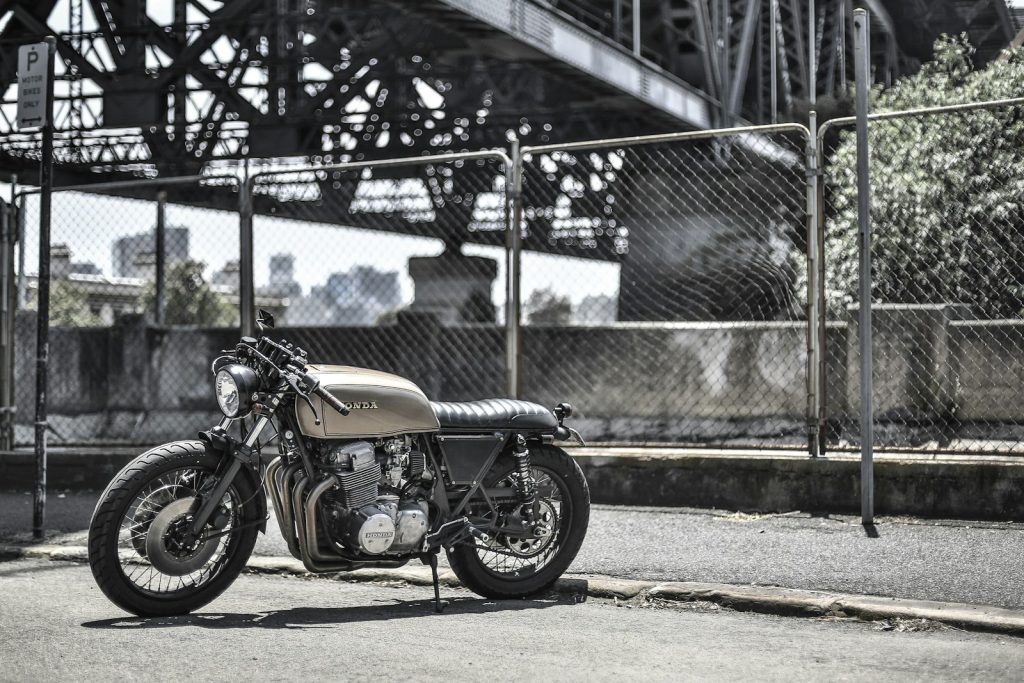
[235,337,351,417]
[314,385,351,417]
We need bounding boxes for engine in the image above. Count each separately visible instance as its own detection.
[317,438,430,556]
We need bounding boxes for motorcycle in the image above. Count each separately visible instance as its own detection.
[87,310,590,616]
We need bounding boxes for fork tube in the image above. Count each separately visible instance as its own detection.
[244,415,271,448]
[189,396,281,537]
[188,459,242,538]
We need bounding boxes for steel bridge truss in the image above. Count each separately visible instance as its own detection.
[0,0,1016,181]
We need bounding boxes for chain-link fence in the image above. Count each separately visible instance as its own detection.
[9,100,1024,454]
[517,125,814,446]
[11,176,242,445]
[820,98,1024,453]
[249,151,512,402]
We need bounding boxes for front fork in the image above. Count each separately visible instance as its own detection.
[186,394,282,539]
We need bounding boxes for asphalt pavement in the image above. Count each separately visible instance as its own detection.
[3,491,1023,609]
[1,558,1023,682]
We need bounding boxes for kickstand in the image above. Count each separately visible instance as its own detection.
[428,552,446,614]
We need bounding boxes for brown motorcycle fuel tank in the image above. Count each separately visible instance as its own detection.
[295,364,440,438]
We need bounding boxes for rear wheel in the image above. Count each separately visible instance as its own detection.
[446,444,589,599]
[87,441,261,617]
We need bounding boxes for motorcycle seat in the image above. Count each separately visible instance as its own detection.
[430,399,558,432]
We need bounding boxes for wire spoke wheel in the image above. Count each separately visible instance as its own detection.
[447,444,589,600]
[114,466,241,597]
[89,441,261,617]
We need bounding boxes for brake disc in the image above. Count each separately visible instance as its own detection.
[145,497,221,576]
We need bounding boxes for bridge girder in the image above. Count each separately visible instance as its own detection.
[0,0,1015,181]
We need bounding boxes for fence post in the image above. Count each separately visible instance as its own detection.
[506,142,523,398]
[853,8,874,524]
[238,177,255,337]
[816,134,828,456]
[0,176,16,451]
[16,192,26,310]
[805,117,822,457]
[154,190,167,325]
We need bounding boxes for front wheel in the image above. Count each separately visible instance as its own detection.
[446,444,590,599]
[87,441,261,617]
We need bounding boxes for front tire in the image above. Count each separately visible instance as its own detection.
[447,444,590,599]
[88,441,261,617]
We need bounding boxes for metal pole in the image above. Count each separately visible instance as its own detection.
[722,0,730,122]
[613,0,623,43]
[770,0,778,123]
[806,0,820,457]
[33,37,56,540]
[853,9,873,524]
[805,115,820,457]
[839,0,847,90]
[155,191,166,325]
[239,170,255,337]
[506,141,523,398]
[16,193,26,310]
[809,0,816,107]
[0,175,16,451]
[816,137,828,457]
[632,0,641,57]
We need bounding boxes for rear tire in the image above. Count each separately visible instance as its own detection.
[87,441,261,617]
[446,444,589,599]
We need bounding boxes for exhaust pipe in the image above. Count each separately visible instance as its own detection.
[268,457,409,573]
[265,457,303,561]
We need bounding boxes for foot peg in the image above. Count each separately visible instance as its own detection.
[424,517,489,552]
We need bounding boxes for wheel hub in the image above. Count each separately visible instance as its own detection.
[501,499,558,558]
[145,497,220,576]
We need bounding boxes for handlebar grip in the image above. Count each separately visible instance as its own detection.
[316,387,350,416]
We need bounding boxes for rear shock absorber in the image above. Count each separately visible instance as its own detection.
[510,434,537,515]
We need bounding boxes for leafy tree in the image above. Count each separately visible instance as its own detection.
[525,288,572,324]
[46,280,104,327]
[825,35,1024,318]
[140,260,236,326]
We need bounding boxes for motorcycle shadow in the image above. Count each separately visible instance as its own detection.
[82,594,578,630]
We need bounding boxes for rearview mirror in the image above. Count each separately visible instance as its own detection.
[256,309,275,333]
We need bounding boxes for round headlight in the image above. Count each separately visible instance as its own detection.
[214,365,258,418]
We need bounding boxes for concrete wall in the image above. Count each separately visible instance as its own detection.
[521,322,807,443]
[952,320,1024,421]
[12,306,1024,445]
[823,307,1024,446]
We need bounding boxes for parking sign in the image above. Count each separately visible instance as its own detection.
[17,42,50,130]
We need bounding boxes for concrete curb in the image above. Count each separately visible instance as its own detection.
[6,543,1023,636]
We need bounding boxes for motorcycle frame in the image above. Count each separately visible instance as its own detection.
[197,390,534,572]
